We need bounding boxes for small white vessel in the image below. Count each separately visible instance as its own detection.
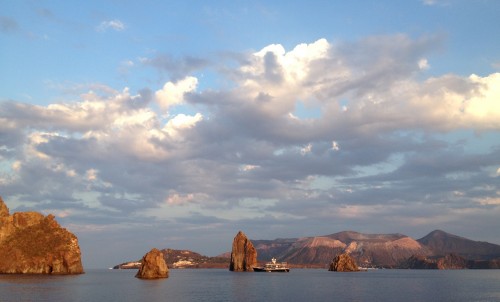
[253,258,290,272]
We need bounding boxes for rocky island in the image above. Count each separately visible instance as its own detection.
[135,248,169,279]
[0,196,84,274]
[328,253,360,272]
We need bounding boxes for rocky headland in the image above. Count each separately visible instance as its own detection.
[229,231,257,272]
[135,248,169,279]
[0,197,84,274]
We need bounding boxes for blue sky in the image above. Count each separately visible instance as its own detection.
[1,0,500,268]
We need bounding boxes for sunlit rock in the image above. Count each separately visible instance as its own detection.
[328,253,360,272]
[0,196,84,274]
[229,230,257,272]
[135,248,169,279]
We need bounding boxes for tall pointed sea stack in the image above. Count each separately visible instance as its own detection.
[229,230,257,272]
[135,248,169,279]
[0,196,84,274]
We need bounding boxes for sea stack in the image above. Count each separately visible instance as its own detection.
[0,196,84,274]
[229,230,257,272]
[135,248,169,279]
[328,253,360,272]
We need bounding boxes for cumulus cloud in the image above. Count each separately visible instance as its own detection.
[155,77,198,110]
[164,113,203,140]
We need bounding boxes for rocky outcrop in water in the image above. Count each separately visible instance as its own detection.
[0,197,84,274]
[328,253,360,272]
[229,231,257,272]
[135,248,169,279]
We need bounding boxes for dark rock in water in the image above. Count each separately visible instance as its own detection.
[328,253,360,272]
[135,248,169,279]
[0,196,84,274]
[229,231,257,272]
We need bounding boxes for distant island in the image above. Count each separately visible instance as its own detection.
[114,230,500,270]
[114,249,230,269]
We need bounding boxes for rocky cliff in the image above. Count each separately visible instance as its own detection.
[0,197,84,274]
[135,248,169,279]
[229,231,257,272]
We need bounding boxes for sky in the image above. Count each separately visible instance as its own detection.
[1,0,500,269]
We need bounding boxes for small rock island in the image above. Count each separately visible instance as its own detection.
[135,248,169,279]
[328,253,360,272]
[0,196,84,274]
[229,230,257,272]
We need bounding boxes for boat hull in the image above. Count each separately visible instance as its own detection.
[253,267,290,272]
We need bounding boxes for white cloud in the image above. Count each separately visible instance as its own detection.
[86,169,98,181]
[155,77,198,110]
[300,143,313,155]
[408,72,500,130]
[164,113,203,140]
[96,19,125,32]
[239,165,259,172]
[418,58,430,70]
[238,39,331,115]
[166,192,209,205]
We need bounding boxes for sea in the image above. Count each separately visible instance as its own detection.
[1,269,500,302]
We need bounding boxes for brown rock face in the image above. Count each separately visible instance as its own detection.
[0,197,84,274]
[437,253,467,269]
[135,248,169,279]
[328,253,360,272]
[229,231,257,272]
[401,255,438,269]
[0,197,9,218]
[402,253,467,269]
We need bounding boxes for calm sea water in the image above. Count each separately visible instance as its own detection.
[1,269,500,302]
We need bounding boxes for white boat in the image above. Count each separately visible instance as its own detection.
[253,258,290,272]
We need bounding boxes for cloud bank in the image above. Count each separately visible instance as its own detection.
[1,35,499,263]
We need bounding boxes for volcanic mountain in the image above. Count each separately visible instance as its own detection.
[254,230,500,268]
[254,231,430,268]
[417,229,500,260]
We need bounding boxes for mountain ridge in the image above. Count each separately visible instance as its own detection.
[114,229,500,269]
